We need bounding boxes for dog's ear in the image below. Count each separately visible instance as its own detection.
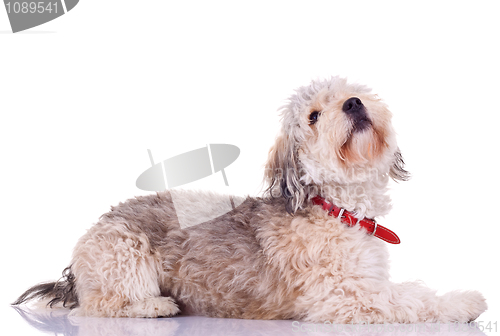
[389,148,410,182]
[264,132,305,214]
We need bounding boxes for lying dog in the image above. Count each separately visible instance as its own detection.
[13,77,487,323]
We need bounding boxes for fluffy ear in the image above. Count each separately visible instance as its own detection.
[389,148,410,182]
[264,132,305,214]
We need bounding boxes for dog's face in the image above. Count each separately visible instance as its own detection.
[265,77,409,213]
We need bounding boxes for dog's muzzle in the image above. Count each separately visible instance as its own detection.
[342,97,371,132]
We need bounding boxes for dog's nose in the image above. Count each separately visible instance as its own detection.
[342,97,364,114]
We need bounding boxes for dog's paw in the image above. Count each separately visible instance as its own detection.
[437,290,487,323]
[127,297,180,318]
[69,296,180,318]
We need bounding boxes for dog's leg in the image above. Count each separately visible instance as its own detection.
[292,233,486,324]
[356,281,487,323]
[300,279,487,323]
[70,221,179,318]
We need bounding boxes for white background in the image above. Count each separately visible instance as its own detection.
[1,1,499,334]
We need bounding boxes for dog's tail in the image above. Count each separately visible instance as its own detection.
[12,266,79,309]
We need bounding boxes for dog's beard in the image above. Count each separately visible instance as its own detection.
[298,110,393,186]
[338,125,387,165]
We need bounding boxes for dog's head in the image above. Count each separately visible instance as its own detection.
[265,77,409,214]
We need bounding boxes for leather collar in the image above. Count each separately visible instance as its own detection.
[311,195,400,244]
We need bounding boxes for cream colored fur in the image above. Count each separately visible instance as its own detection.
[16,77,487,323]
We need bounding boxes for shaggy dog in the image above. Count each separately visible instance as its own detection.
[14,77,487,323]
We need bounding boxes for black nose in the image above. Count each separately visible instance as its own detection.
[342,97,364,114]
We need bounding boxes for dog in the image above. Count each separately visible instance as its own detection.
[13,77,487,323]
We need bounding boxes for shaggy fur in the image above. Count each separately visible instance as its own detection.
[13,77,487,323]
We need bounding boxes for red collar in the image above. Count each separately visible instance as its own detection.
[311,196,400,244]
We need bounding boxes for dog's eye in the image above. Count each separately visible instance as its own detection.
[309,111,321,125]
